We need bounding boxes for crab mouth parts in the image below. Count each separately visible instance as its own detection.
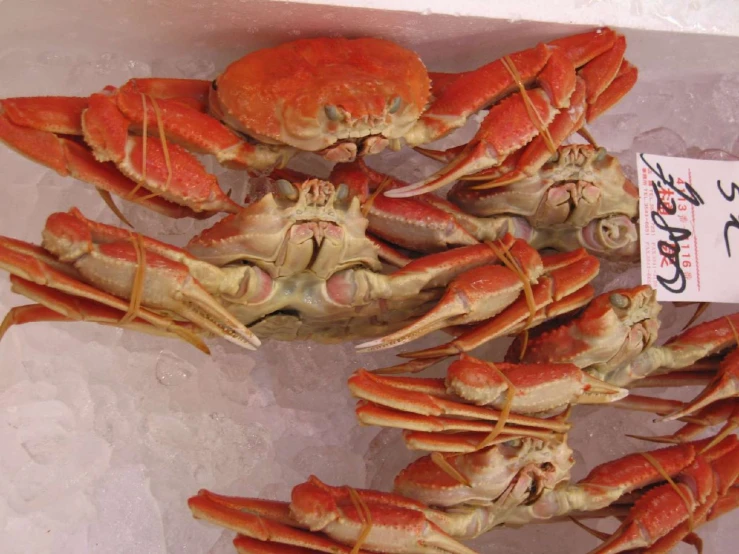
[275,103,422,151]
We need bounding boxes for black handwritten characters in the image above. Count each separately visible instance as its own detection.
[640,154,704,295]
[717,180,739,257]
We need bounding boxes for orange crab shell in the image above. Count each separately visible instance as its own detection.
[211,37,431,151]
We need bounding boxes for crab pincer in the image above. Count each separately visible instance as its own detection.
[387,28,637,198]
[355,237,598,353]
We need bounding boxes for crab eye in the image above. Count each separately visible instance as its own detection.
[388,96,402,114]
[211,79,218,91]
[336,183,349,201]
[324,105,342,121]
[276,179,299,201]
[610,293,630,309]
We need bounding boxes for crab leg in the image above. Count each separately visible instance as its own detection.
[0,239,214,350]
[82,92,241,214]
[189,490,360,554]
[349,369,575,431]
[352,356,625,416]
[404,252,598,359]
[60,207,252,295]
[0,216,260,349]
[389,29,634,197]
[404,28,618,147]
[191,478,476,554]
[507,435,738,528]
[329,160,480,253]
[0,98,196,219]
[399,430,537,453]
[1,276,203,347]
[469,77,587,188]
[386,34,637,198]
[614,394,739,446]
[660,349,739,421]
[327,237,517,311]
[354,403,561,441]
[606,313,739,385]
[355,238,589,352]
[586,437,739,554]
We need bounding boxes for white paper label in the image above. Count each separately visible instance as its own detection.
[638,153,739,303]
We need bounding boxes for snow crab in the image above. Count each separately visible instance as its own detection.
[0,29,641,348]
[188,286,739,553]
[0,28,635,221]
[0,177,600,350]
[330,144,640,265]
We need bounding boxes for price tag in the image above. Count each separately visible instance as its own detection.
[638,153,739,303]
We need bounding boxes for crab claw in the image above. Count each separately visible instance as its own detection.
[587,436,739,554]
[588,458,713,554]
[355,240,545,352]
[5,211,260,350]
[404,249,599,359]
[662,349,739,421]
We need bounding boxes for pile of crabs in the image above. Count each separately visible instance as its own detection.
[0,27,737,553]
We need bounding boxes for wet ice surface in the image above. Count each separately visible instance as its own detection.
[0,47,738,554]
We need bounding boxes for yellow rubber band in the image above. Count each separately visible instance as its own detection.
[126,93,148,199]
[477,361,518,449]
[430,452,471,487]
[486,239,536,329]
[501,55,557,154]
[348,487,373,554]
[361,176,392,217]
[119,233,146,325]
[640,451,694,533]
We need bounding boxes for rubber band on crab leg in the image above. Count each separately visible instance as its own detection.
[682,302,710,331]
[139,96,172,201]
[430,452,472,487]
[501,55,557,155]
[476,361,518,449]
[700,418,739,455]
[517,329,530,361]
[126,93,149,199]
[361,175,392,217]
[639,451,695,533]
[569,516,612,541]
[486,239,536,329]
[348,487,372,554]
[95,188,133,228]
[576,126,600,148]
[119,233,147,325]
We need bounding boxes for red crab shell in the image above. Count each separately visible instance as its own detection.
[211,37,431,151]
